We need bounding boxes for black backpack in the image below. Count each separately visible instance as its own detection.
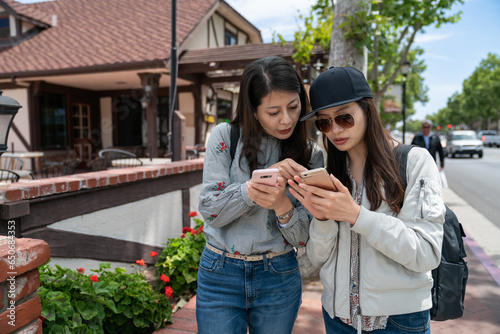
[394,144,468,321]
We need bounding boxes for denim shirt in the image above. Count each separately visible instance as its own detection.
[198,122,324,255]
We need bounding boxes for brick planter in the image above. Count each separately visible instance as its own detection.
[0,237,50,334]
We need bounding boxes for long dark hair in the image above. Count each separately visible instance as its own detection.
[324,98,405,213]
[232,56,313,173]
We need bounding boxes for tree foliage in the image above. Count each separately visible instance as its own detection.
[276,0,464,127]
[435,53,500,129]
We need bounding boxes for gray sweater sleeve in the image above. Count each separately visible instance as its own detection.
[198,123,256,229]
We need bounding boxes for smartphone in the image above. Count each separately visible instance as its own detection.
[251,168,279,186]
[300,167,337,191]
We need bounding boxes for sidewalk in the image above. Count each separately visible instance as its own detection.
[156,187,500,334]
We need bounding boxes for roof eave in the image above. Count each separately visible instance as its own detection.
[0,59,169,80]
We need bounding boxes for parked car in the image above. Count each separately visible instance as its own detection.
[446,130,484,158]
[477,130,500,147]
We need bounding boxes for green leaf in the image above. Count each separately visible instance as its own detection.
[122,305,133,318]
[41,304,56,321]
[133,317,146,328]
[76,300,99,320]
[71,313,83,328]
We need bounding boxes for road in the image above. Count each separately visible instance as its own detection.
[444,147,500,229]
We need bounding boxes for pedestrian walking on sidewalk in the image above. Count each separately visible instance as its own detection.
[289,66,446,333]
[411,119,445,171]
[196,56,324,334]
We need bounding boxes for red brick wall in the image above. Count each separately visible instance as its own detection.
[0,159,204,204]
[0,237,50,334]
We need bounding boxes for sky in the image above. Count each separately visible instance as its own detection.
[225,0,500,121]
[18,0,500,121]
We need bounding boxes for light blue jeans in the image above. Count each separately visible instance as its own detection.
[322,308,431,333]
[196,245,302,334]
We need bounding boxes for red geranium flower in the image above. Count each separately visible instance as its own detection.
[180,233,186,238]
[160,274,170,283]
[136,259,146,266]
[165,286,174,298]
[189,211,197,217]
[76,268,85,274]
[149,251,158,257]
[90,275,99,282]
[182,226,191,233]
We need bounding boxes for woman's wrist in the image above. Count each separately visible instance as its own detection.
[275,206,294,220]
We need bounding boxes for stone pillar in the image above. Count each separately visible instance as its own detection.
[0,237,50,334]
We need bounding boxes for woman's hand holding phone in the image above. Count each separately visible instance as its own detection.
[247,168,290,211]
[300,168,337,191]
[288,169,361,224]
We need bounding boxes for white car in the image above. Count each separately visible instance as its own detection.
[445,130,484,158]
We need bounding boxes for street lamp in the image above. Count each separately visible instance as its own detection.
[401,61,410,144]
[0,90,20,156]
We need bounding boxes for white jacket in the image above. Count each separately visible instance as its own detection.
[307,147,445,319]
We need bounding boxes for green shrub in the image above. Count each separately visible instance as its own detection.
[38,262,172,334]
[155,212,205,298]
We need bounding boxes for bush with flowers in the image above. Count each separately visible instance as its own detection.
[38,261,172,333]
[155,211,205,299]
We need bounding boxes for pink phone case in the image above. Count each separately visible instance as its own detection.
[251,168,279,186]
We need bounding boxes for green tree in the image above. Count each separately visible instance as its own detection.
[462,53,500,126]
[277,0,464,127]
[436,53,500,128]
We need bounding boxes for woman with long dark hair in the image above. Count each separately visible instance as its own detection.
[289,66,445,333]
[196,56,324,333]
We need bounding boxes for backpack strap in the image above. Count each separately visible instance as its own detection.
[394,144,414,189]
[229,123,239,162]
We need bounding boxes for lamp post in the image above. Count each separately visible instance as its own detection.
[401,61,410,144]
[0,90,20,157]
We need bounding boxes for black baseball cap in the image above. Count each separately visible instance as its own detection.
[301,66,373,121]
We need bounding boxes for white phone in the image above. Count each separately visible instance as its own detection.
[300,167,337,191]
[251,168,279,186]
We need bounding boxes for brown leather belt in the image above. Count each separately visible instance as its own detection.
[206,243,293,262]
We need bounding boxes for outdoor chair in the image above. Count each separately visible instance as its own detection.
[0,156,24,170]
[98,149,143,168]
[90,157,107,171]
[38,158,80,178]
[0,169,21,182]
[0,156,35,179]
[185,148,198,159]
[34,149,81,179]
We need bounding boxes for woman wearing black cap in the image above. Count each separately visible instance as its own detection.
[289,67,445,333]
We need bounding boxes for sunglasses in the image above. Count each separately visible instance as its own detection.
[314,108,361,133]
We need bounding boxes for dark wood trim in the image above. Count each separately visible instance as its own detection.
[11,123,32,151]
[29,81,43,151]
[23,227,164,264]
[21,170,203,232]
[193,77,202,145]
[0,201,30,220]
[210,17,219,47]
[182,189,190,228]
